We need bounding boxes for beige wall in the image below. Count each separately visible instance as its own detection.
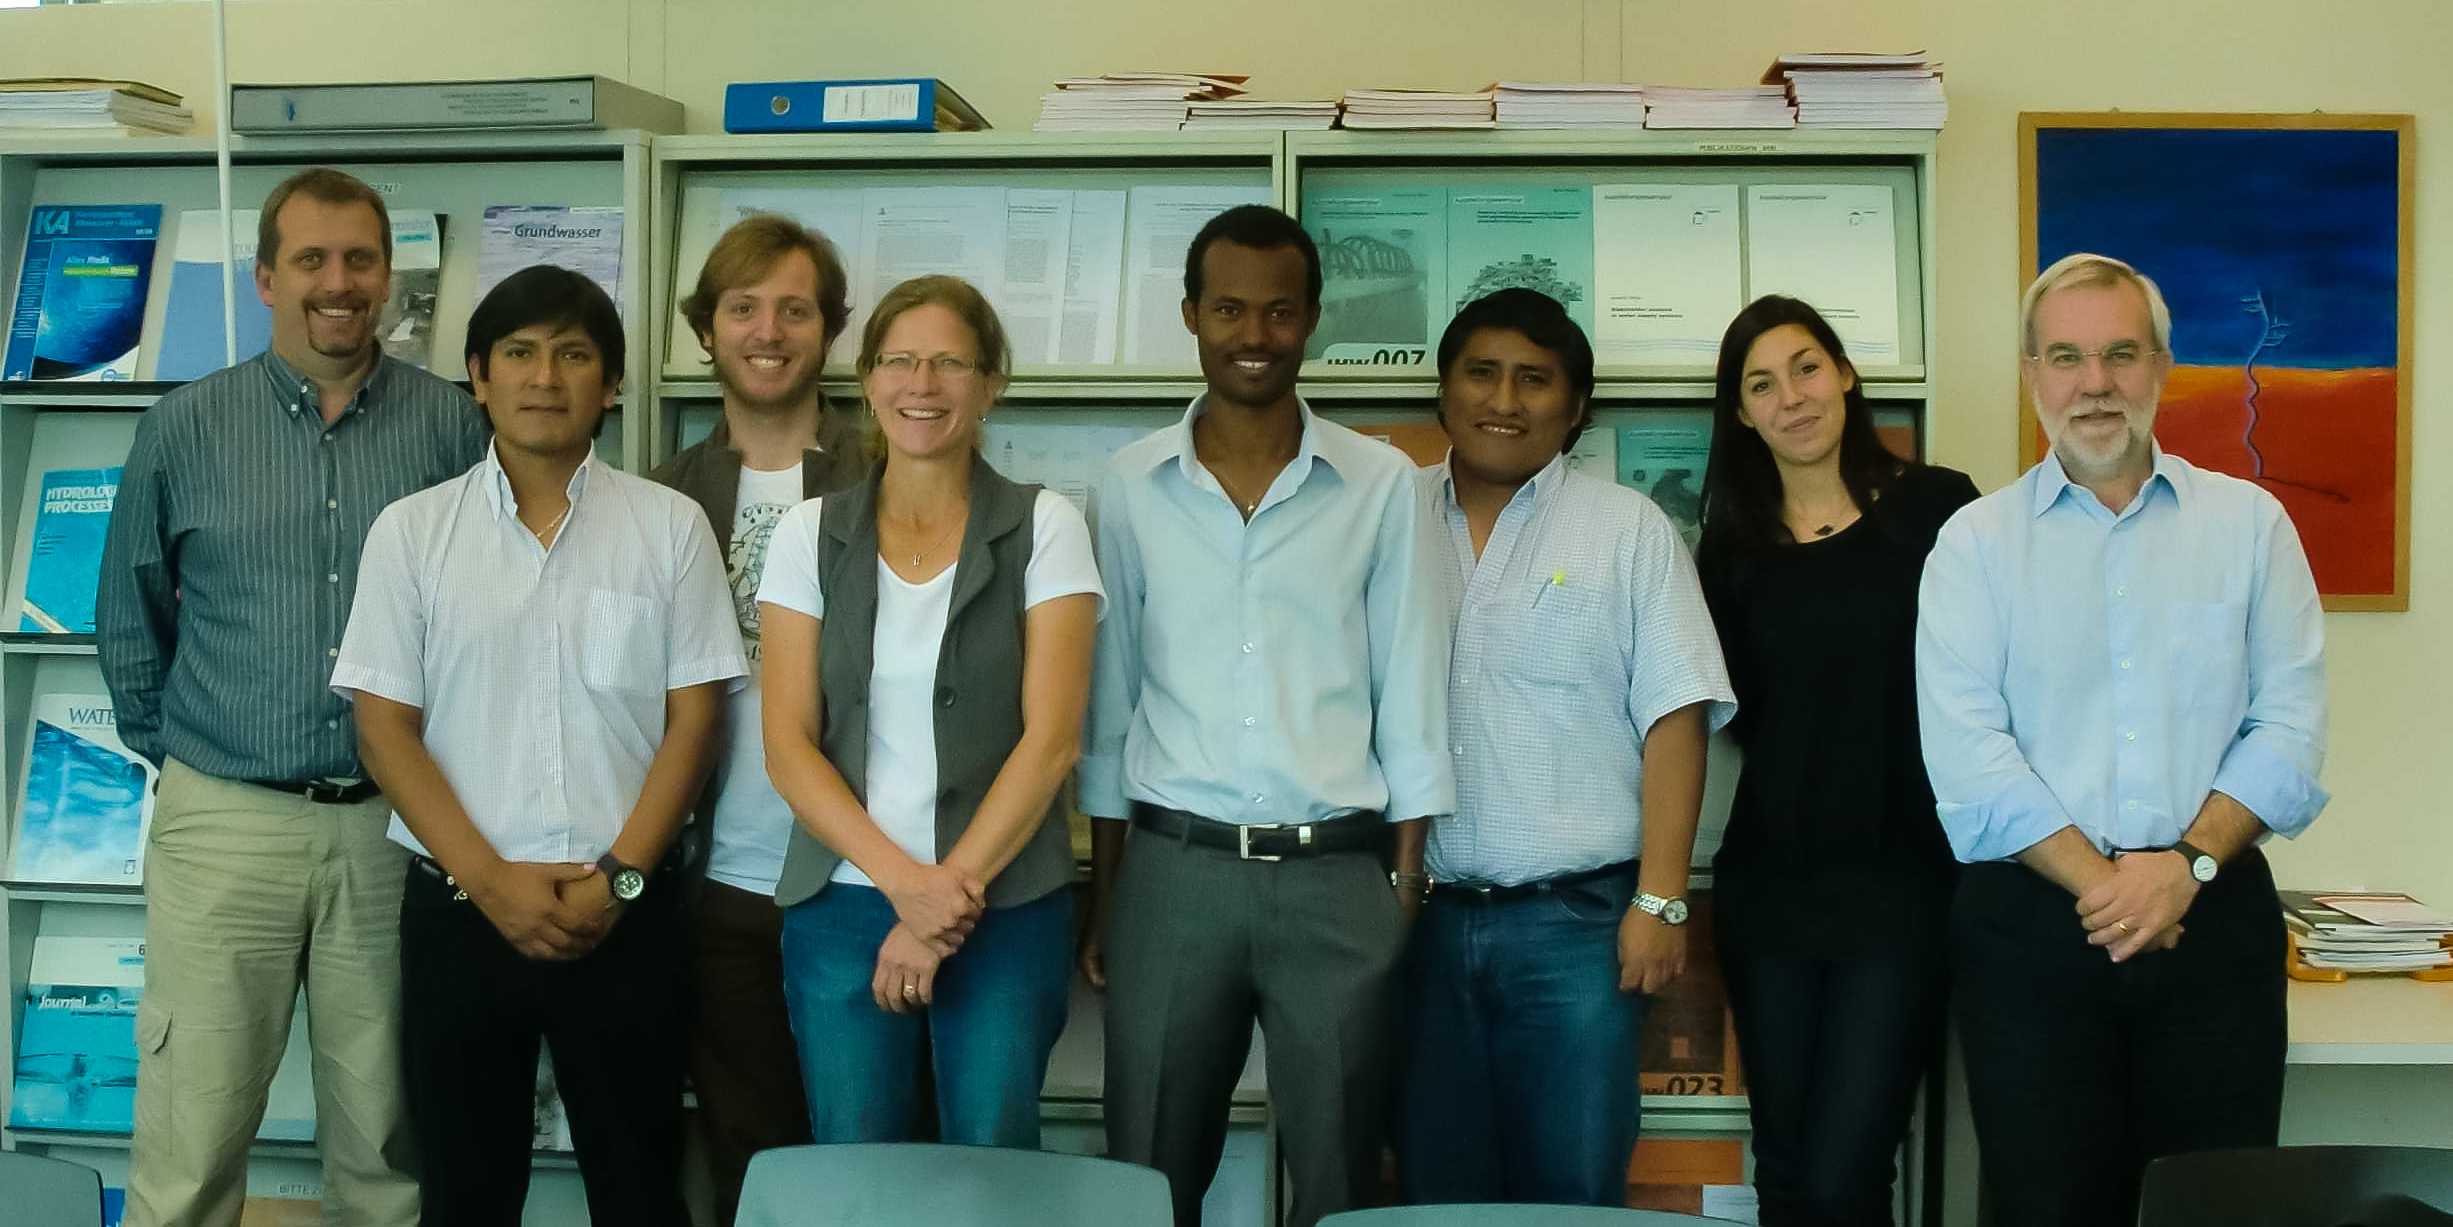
[5,0,2445,899]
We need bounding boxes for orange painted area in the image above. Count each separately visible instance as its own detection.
[2031,366,2396,597]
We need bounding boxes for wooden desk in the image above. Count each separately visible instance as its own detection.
[2287,976,2453,1064]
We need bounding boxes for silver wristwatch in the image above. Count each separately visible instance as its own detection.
[1631,892,1690,926]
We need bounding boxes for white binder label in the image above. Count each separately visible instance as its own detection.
[823,83,922,124]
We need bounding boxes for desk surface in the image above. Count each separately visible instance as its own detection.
[2287,976,2453,1064]
[1043,976,1268,1104]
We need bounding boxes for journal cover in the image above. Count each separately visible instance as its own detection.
[3,204,161,381]
[8,692,154,886]
[17,465,120,635]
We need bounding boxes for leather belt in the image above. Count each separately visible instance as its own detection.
[1429,859,1639,903]
[248,777,381,805]
[1129,802,1384,862]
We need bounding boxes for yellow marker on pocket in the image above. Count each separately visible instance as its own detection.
[1533,570,1565,608]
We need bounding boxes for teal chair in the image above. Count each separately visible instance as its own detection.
[0,1151,105,1226]
[733,1143,1173,1226]
[2138,1145,2453,1226]
[1321,1209,1729,1226]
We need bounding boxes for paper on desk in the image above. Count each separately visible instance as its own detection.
[2315,894,2453,931]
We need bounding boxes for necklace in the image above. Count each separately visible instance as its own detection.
[528,504,571,545]
[903,506,965,567]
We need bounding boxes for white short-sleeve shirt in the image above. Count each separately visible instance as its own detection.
[332,445,748,863]
[757,489,1102,886]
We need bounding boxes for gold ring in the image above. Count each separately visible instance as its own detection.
[902,982,920,996]
[2116,920,2134,934]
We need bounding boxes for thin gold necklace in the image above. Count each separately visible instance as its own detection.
[900,505,966,568]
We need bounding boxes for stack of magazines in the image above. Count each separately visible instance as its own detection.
[1339,87,1495,130]
[1767,51,1948,130]
[1034,72,1248,132]
[0,78,192,134]
[1184,99,1340,131]
[2281,890,2453,974]
[1493,82,1647,130]
[1642,85,1794,130]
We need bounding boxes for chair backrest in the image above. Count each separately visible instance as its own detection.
[2139,1145,2453,1227]
[1318,1207,1729,1226]
[733,1143,1174,1227]
[0,1151,105,1227]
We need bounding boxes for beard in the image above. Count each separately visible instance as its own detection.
[714,348,827,415]
[2047,390,2157,481]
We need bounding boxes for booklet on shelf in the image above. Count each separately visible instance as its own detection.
[3,204,162,382]
[8,935,143,1133]
[9,691,155,886]
[17,465,119,635]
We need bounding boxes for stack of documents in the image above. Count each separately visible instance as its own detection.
[0,78,192,133]
[2282,891,2453,973]
[1641,85,1794,130]
[1035,72,1247,132]
[1493,82,1647,129]
[1768,52,1947,130]
[1339,88,1495,129]
[1185,99,1340,131]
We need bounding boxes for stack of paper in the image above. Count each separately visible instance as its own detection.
[0,78,191,134]
[2282,891,2453,973]
[1185,99,1340,131]
[1034,72,1247,132]
[1493,82,1647,129]
[1340,88,1496,130]
[1768,51,1947,130]
[1641,85,1794,130]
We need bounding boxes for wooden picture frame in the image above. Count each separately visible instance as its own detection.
[2018,112,2415,611]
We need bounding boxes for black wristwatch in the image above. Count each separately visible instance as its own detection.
[2169,839,2218,884]
[597,852,646,903]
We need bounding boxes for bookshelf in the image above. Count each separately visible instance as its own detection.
[0,128,656,1220]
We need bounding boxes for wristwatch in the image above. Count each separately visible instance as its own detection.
[1632,892,1690,926]
[597,852,647,903]
[2170,839,2219,884]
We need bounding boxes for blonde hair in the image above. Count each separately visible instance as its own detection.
[2021,252,2174,357]
[857,274,1011,457]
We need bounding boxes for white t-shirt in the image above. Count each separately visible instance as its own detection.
[757,489,1104,888]
[704,463,804,896]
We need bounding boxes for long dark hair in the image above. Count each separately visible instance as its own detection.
[1700,295,1902,554]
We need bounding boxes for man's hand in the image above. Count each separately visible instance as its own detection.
[466,862,599,961]
[1077,890,1112,990]
[1618,906,1689,995]
[2077,851,2201,962]
[1392,872,1429,931]
[880,863,986,956]
[872,922,945,1014]
[557,870,625,948]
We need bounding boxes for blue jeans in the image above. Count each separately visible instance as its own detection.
[779,883,1073,1147]
[1395,869,1646,1205]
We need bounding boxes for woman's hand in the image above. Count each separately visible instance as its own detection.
[879,862,987,955]
[872,922,946,1014]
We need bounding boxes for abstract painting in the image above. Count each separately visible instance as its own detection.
[2020,113,2414,609]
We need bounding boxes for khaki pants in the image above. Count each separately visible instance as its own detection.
[127,760,418,1227]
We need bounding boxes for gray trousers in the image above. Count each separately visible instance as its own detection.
[1103,824,1405,1227]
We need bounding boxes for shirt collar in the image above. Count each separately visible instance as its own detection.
[480,439,595,522]
[1146,392,1347,489]
[262,347,391,421]
[1434,449,1569,515]
[2030,444,2187,518]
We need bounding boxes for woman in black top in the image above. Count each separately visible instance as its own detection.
[1695,295,1977,1227]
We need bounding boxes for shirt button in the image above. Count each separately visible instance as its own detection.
[324,719,338,730]
[2124,730,2138,742]
[1451,746,1464,757]
[2114,585,2128,597]
[2119,658,2132,670]
[2126,800,2140,811]
[327,647,339,658]
[327,499,339,510]
[1242,716,1257,727]
[1241,642,1255,654]
[326,573,339,583]
[1251,793,1266,805]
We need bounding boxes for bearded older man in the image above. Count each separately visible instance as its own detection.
[1912,252,2330,1226]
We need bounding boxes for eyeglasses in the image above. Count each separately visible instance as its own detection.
[2026,343,2163,375]
[871,352,982,379]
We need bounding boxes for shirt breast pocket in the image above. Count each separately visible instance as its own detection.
[1489,579,1612,687]
[579,588,664,695]
[2168,596,2249,709]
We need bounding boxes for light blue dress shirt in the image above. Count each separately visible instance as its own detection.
[1080,396,1454,826]
[1426,454,1735,886]
[1915,448,2328,863]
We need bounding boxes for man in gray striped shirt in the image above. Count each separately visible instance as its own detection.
[97,167,489,1227]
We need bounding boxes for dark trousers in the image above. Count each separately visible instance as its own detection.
[1394,868,1645,1206]
[1718,935,1947,1227]
[1104,829,1405,1227]
[399,860,689,1227]
[1952,848,2287,1227]
[687,878,813,1227]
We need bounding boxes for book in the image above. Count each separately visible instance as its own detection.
[724,78,988,133]
[8,936,144,1133]
[229,77,680,134]
[17,466,120,635]
[160,209,443,377]
[0,79,192,134]
[9,692,155,886]
[475,205,624,319]
[156,209,271,381]
[4,204,162,382]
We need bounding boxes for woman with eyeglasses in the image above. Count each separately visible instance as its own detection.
[757,274,1104,1145]
[1694,295,1977,1226]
